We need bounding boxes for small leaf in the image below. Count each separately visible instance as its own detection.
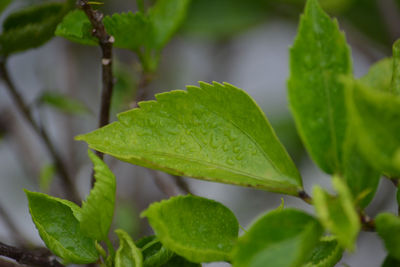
[345,78,400,176]
[359,58,392,92]
[39,163,56,193]
[111,60,137,114]
[141,195,239,263]
[302,236,343,267]
[39,91,90,115]
[80,150,116,241]
[376,213,400,260]
[115,229,143,267]
[288,0,352,174]
[76,82,303,195]
[233,209,323,267]
[25,190,98,264]
[313,176,360,251]
[147,0,190,50]
[136,236,200,266]
[136,236,174,266]
[55,9,98,46]
[0,2,67,55]
[103,12,149,52]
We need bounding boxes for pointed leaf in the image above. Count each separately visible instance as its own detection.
[55,9,98,46]
[148,0,190,50]
[76,82,302,195]
[288,0,352,174]
[141,195,239,263]
[345,78,400,176]
[103,12,149,52]
[25,190,98,264]
[313,176,360,251]
[80,150,116,241]
[0,2,66,55]
[115,229,143,267]
[359,58,392,92]
[233,209,323,267]
[302,236,343,267]
[376,213,400,260]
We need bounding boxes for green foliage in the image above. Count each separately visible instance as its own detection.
[0,2,68,55]
[382,255,400,267]
[359,58,392,92]
[313,177,360,251]
[38,91,90,115]
[288,0,352,174]
[136,236,200,267]
[345,78,400,176]
[115,229,143,267]
[39,163,56,193]
[376,213,400,260]
[303,236,343,267]
[103,12,149,52]
[25,191,98,264]
[80,150,116,241]
[141,195,239,263]
[55,9,98,46]
[77,82,302,195]
[233,208,323,267]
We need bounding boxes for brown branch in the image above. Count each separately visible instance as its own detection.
[298,190,313,205]
[0,60,80,204]
[77,0,114,186]
[172,175,193,195]
[0,242,64,267]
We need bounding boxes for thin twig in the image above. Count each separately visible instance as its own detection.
[0,60,80,203]
[172,175,193,195]
[298,190,313,205]
[0,242,64,267]
[77,0,115,186]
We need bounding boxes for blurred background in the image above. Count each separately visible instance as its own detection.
[0,0,399,266]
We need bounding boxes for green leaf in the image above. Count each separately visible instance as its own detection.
[39,163,56,193]
[341,128,380,208]
[55,9,98,46]
[376,213,400,260]
[233,208,323,267]
[345,78,400,176]
[302,236,343,267]
[103,12,149,52]
[313,176,360,251]
[136,236,174,267]
[115,229,143,267]
[0,2,67,55]
[359,58,392,92]
[288,0,352,174]
[136,236,200,267]
[39,91,90,115]
[111,60,137,114]
[76,82,302,195]
[80,150,116,241]
[25,190,98,264]
[141,195,239,263]
[147,0,190,50]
